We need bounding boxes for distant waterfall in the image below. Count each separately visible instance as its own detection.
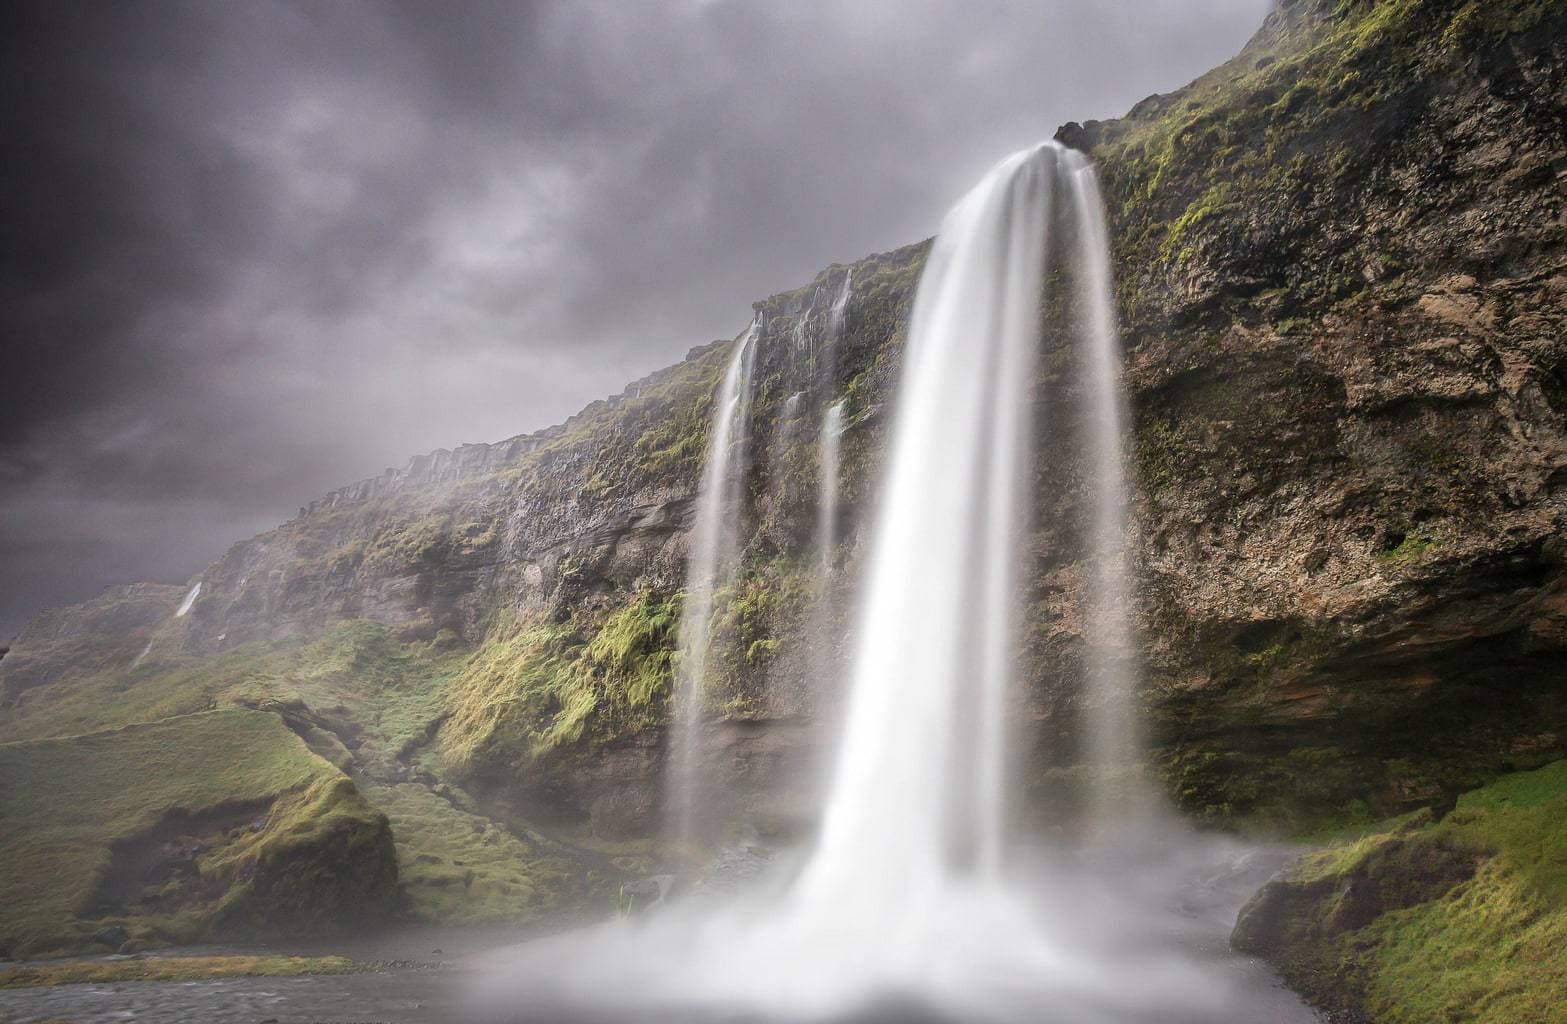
[668,319,759,850]
[817,270,852,556]
[820,267,851,399]
[175,582,201,617]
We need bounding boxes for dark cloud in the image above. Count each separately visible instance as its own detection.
[0,0,1271,638]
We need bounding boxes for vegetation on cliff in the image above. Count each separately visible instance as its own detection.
[0,622,594,950]
[440,591,681,774]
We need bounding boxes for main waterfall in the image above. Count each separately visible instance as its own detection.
[474,143,1318,1024]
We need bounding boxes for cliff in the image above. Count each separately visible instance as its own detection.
[1,0,1563,975]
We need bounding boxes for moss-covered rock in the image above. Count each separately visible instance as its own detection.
[0,709,397,957]
[1233,759,1567,1023]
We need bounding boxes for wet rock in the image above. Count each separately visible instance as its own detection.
[91,924,129,948]
[620,874,675,907]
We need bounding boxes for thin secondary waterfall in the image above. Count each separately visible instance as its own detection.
[669,319,759,849]
[1066,152,1143,819]
[815,269,852,563]
[815,399,845,582]
[820,267,852,394]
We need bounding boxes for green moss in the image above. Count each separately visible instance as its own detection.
[359,780,575,925]
[0,954,362,989]
[1159,184,1230,262]
[1361,859,1567,1023]
[0,709,391,957]
[1082,0,1507,322]
[455,520,499,552]
[1440,0,1556,51]
[361,515,449,574]
[439,590,681,773]
[1376,529,1439,563]
[704,560,814,715]
[1247,761,1567,1023]
[584,593,681,708]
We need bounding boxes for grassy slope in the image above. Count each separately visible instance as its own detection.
[0,622,594,937]
[1239,759,1567,1023]
[0,709,378,956]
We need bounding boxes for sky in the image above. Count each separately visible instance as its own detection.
[0,0,1272,640]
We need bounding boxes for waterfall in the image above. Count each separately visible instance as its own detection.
[1066,152,1144,819]
[808,268,853,671]
[794,143,1053,906]
[815,400,845,583]
[816,270,853,557]
[477,143,1291,1024]
[668,319,760,850]
[819,268,852,399]
[175,582,201,617]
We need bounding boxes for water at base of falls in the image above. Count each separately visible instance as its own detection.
[470,144,1321,1023]
[467,825,1318,1023]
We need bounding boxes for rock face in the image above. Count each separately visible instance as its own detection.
[1081,0,1567,823]
[2,0,1564,855]
[0,583,184,702]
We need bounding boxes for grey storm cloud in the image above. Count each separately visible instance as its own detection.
[0,0,1272,639]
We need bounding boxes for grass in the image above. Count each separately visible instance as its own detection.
[360,780,575,924]
[0,954,361,989]
[1258,760,1567,1023]
[0,620,604,941]
[0,709,354,956]
[440,591,680,773]
[0,622,466,772]
[1358,760,1567,1023]
[1080,0,1559,324]
[1363,859,1567,1023]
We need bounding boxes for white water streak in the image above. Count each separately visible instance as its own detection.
[1067,153,1143,817]
[815,400,845,584]
[669,321,759,849]
[175,582,201,617]
[796,143,1053,909]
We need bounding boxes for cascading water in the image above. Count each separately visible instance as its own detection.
[794,143,1052,906]
[175,581,201,617]
[815,399,845,583]
[806,269,853,698]
[1067,153,1145,820]
[669,319,760,850]
[475,143,1320,1024]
